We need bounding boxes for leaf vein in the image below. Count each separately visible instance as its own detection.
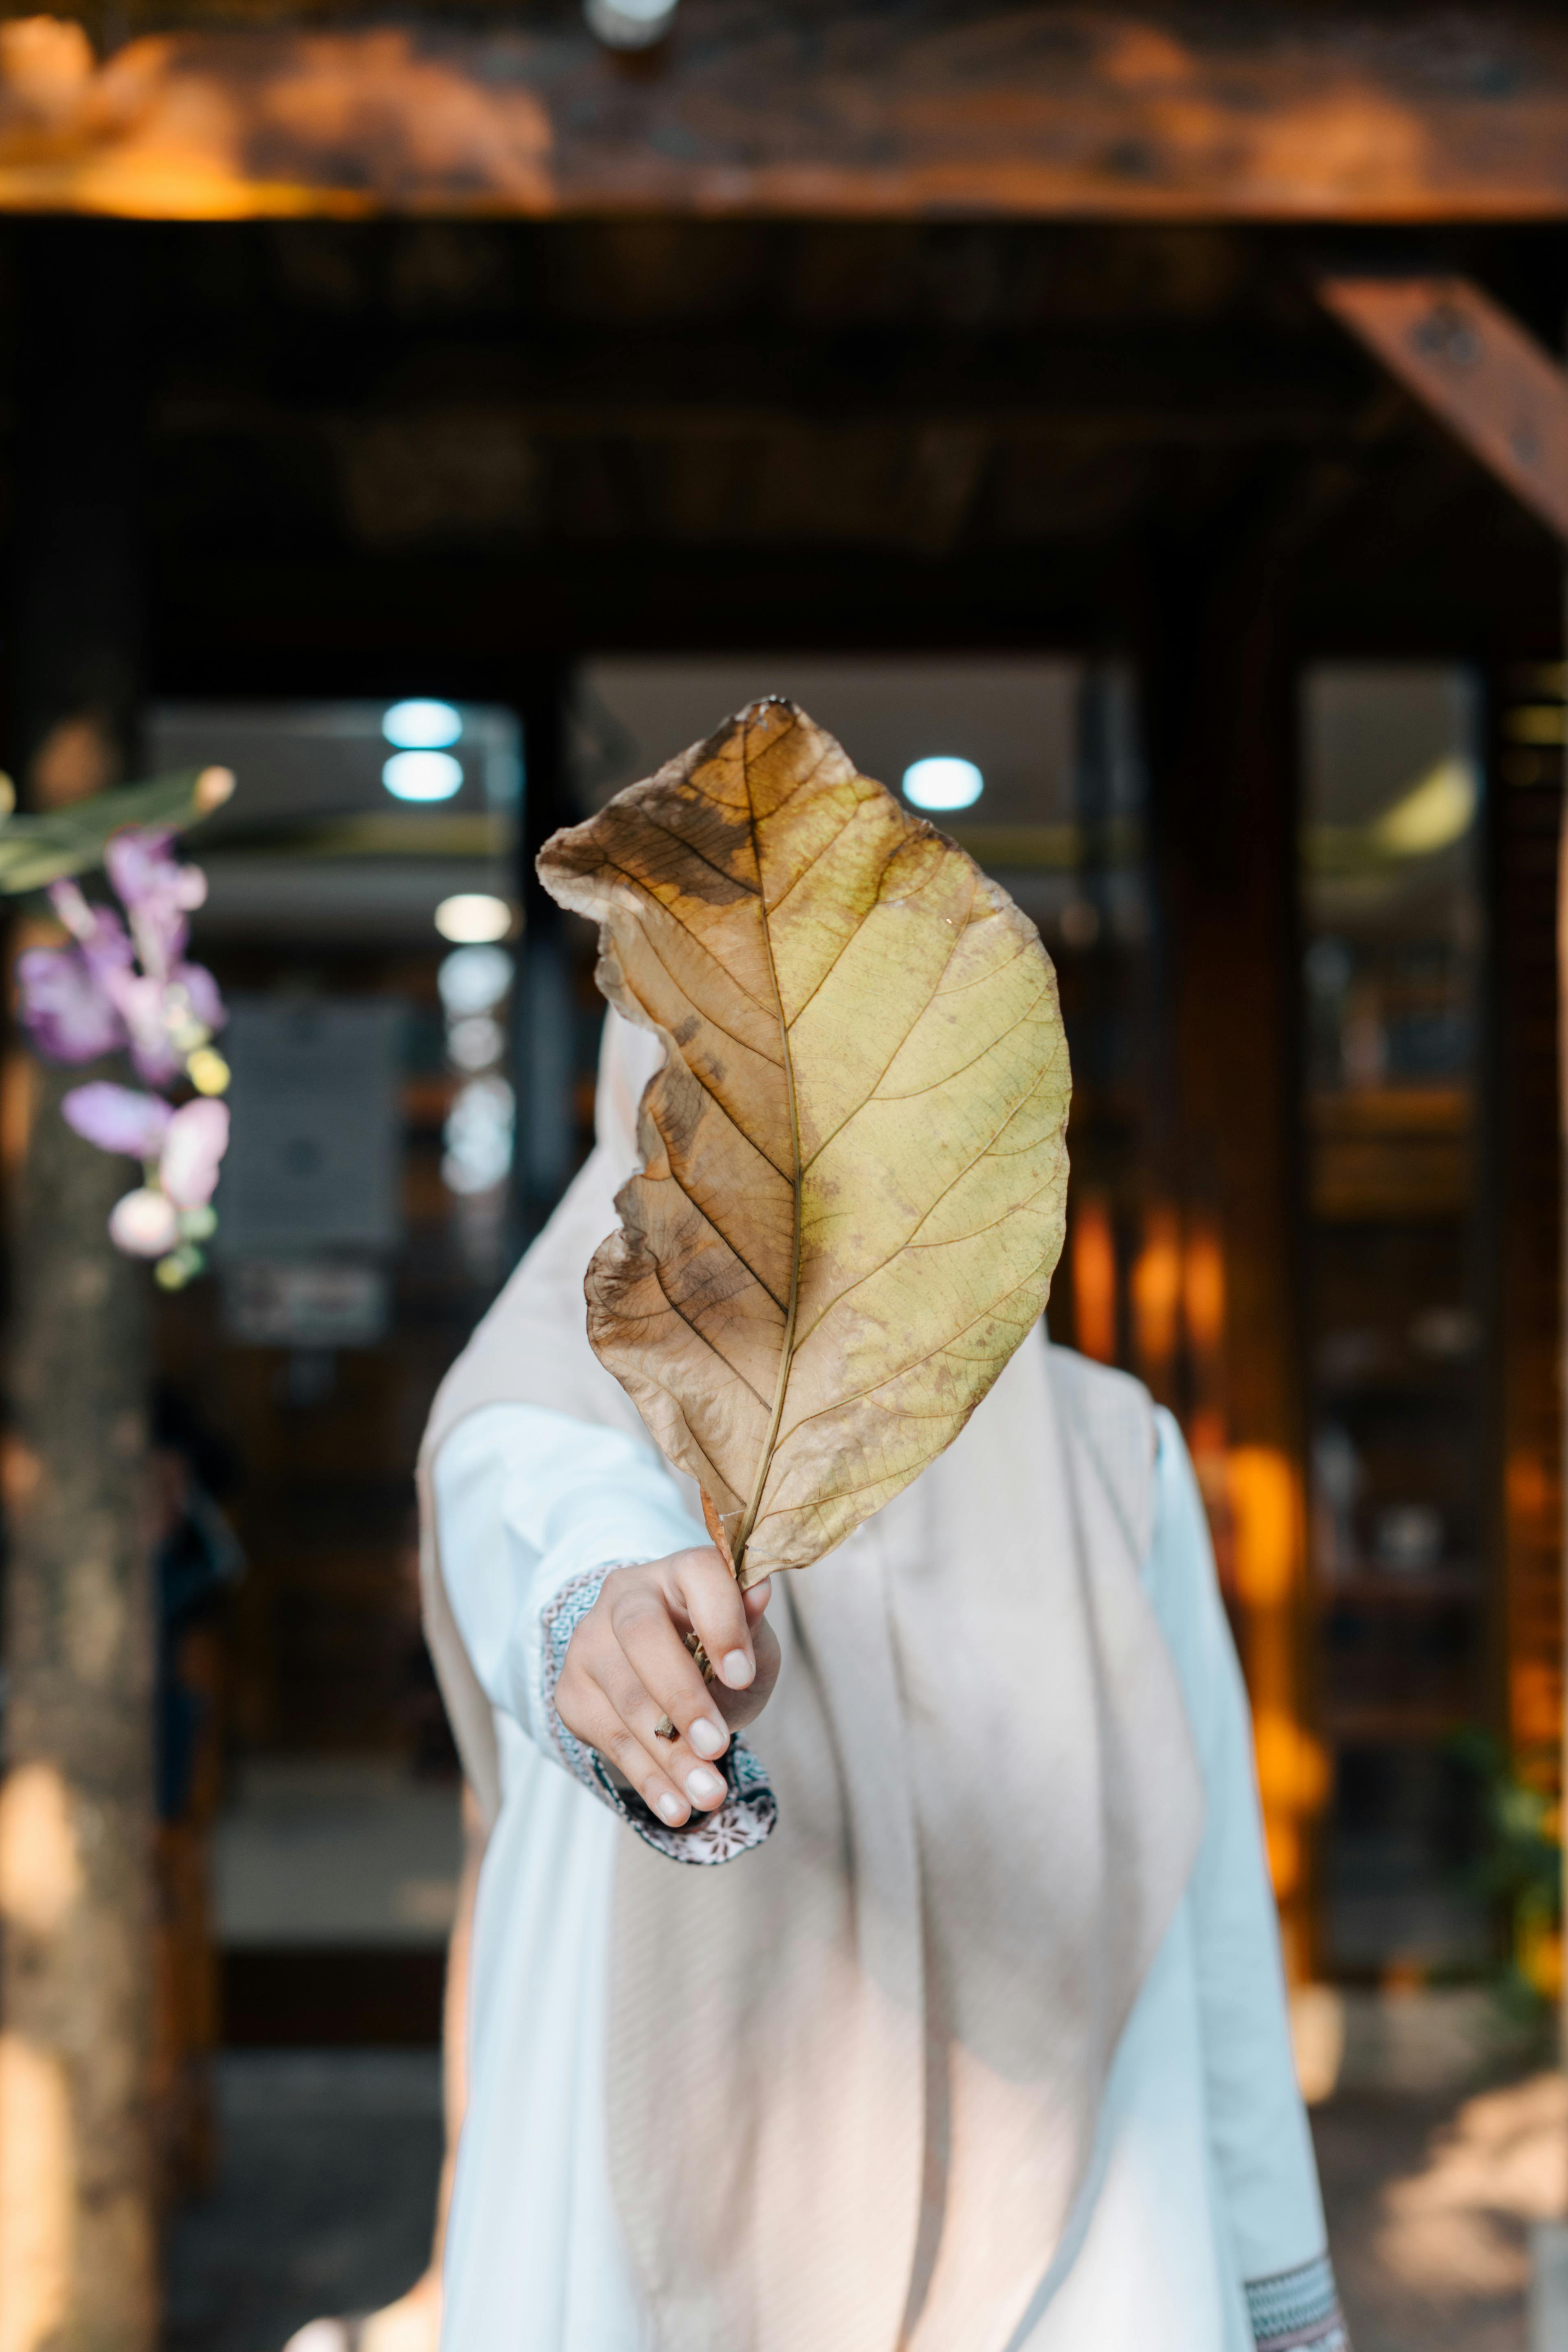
[872,986,1050,1102]
[640,1245,774,1411]
[616,889,780,1049]
[793,1077,1054,1350]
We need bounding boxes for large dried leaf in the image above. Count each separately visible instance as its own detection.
[538,698,1070,1584]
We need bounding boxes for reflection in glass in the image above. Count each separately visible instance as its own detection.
[1300,664,1488,1976]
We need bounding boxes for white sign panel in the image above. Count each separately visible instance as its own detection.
[222,1261,391,1349]
[216,999,407,1254]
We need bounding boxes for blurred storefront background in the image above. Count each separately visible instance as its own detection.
[153,648,1555,2042]
[4,13,1568,2343]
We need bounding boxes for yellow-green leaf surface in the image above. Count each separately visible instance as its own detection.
[538,698,1070,1584]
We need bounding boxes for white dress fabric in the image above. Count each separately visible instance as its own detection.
[418,1010,1216,2352]
[434,1397,1344,2352]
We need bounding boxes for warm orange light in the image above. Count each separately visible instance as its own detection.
[1227,1445,1316,1956]
[1187,1408,1228,1469]
[1253,1707,1329,1815]
[1511,1659,1561,1749]
[1071,1194,1117,1364]
[0,18,555,221]
[1263,1813,1302,1900]
[1228,1446,1301,1610]
[1520,1919,1564,2003]
[1182,1223,1225,1356]
[1131,1203,1181,1376]
[1506,1447,1557,1525]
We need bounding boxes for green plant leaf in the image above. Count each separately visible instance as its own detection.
[0,765,233,895]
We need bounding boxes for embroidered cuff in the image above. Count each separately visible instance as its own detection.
[1246,2254,1350,2351]
[539,1562,777,1865]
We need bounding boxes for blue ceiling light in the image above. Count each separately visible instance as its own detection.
[383,698,462,749]
[383,749,464,803]
[584,0,677,46]
[902,756,984,812]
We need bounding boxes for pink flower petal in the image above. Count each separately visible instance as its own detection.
[160,1097,229,1209]
[175,962,226,1034]
[116,973,182,1085]
[108,1187,179,1258]
[47,878,97,943]
[61,1083,173,1161]
[105,826,179,909]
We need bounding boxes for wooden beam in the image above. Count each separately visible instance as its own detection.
[8,4,1568,220]
[1318,275,1568,542]
[154,322,1362,441]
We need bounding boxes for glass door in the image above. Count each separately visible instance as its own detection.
[1300,664,1492,1978]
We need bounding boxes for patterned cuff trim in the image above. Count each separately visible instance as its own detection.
[1246,2253,1350,2351]
[539,1562,777,1866]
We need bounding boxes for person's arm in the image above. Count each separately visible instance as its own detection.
[432,1402,778,1863]
[1148,1410,1351,2352]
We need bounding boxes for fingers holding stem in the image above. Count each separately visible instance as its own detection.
[556,1549,777,1831]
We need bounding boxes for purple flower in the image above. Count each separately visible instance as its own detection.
[61,1082,173,1161]
[61,1086,229,1225]
[114,975,184,1086]
[105,828,206,978]
[25,824,231,1269]
[16,944,127,1063]
[32,865,224,1085]
[176,962,225,1036]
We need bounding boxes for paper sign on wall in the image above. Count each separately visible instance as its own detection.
[215,998,407,1254]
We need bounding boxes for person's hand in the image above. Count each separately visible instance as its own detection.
[556,1547,778,1829]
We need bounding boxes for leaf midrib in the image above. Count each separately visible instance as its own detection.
[732,750,804,1580]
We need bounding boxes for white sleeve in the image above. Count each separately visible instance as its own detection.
[431,1401,776,1865]
[1148,1410,1348,2352]
[433,1401,705,1750]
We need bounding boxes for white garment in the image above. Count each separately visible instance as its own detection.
[418,1007,1215,2352]
[434,1400,1328,2352]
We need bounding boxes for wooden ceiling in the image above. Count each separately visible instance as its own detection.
[23,213,1538,693]
[1,4,1568,222]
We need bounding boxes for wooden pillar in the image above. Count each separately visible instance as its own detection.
[1142,511,1320,1979]
[1560,637,1568,2062]
[1488,668,1566,2001]
[514,661,580,1236]
[0,220,156,2352]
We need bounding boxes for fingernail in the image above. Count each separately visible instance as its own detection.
[689,1716,726,1759]
[685,1765,725,1808]
[655,1792,687,1826]
[720,1649,754,1689]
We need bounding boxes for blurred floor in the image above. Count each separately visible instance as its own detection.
[215,1763,463,1948]
[1316,2072,1567,2352]
[165,2056,1568,2352]
[163,2053,441,2352]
